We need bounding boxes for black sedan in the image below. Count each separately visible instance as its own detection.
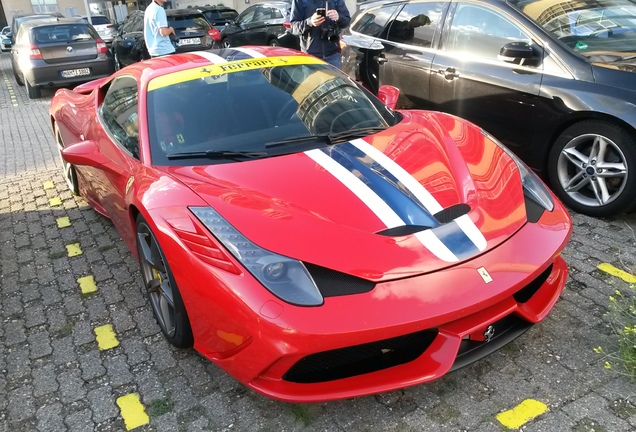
[220,1,299,49]
[111,9,217,70]
[342,0,636,217]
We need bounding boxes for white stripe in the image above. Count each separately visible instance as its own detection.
[190,51,228,63]
[455,214,487,251]
[415,230,458,262]
[233,47,266,58]
[305,149,404,228]
[306,148,459,262]
[350,139,443,214]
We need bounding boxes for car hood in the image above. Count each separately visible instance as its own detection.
[160,111,528,281]
[592,57,636,89]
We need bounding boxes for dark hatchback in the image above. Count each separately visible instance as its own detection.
[342,0,636,217]
[111,9,216,70]
[220,1,299,49]
[11,18,114,99]
[195,6,239,31]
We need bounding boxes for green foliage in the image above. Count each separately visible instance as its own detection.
[595,285,636,380]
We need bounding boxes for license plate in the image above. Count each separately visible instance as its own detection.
[60,68,90,78]
[178,38,201,46]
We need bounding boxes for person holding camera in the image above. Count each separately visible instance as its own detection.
[289,0,351,68]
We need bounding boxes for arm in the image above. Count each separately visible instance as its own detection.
[159,26,174,37]
[326,0,351,29]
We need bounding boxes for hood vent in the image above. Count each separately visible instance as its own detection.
[433,203,470,224]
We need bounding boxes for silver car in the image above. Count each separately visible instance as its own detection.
[81,14,117,44]
[11,18,115,99]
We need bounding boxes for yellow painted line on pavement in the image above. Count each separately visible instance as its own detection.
[1,69,19,107]
[49,197,63,206]
[116,393,149,430]
[43,180,55,189]
[66,243,82,257]
[94,324,120,350]
[598,263,636,284]
[497,399,548,430]
[77,275,97,294]
[57,217,72,228]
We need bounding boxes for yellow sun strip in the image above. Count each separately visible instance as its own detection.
[77,275,97,294]
[56,217,72,228]
[148,55,325,91]
[496,399,548,430]
[116,393,149,430]
[49,197,63,206]
[598,263,636,284]
[94,324,120,350]
[66,243,82,257]
[43,180,55,189]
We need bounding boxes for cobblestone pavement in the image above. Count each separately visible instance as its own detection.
[2,50,636,432]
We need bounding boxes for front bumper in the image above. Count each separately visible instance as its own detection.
[154,199,571,402]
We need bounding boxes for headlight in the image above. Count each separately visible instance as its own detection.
[190,207,323,306]
[482,130,554,211]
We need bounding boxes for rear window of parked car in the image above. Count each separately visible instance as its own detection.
[203,10,237,21]
[84,16,111,25]
[168,15,210,30]
[33,24,94,43]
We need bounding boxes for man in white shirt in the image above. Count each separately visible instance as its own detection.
[144,0,176,57]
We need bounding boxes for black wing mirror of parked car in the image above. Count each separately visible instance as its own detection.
[498,42,536,65]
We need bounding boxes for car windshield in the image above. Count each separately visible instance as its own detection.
[33,24,93,43]
[146,58,400,166]
[510,0,636,57]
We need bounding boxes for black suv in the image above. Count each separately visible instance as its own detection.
[194,6,238,31]
[111,9,215,69]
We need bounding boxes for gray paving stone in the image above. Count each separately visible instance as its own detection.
[79,351,107,381]
[51,336,77,366]
[36,402,65,432]
[5,346,31,382]
[88,386,119,423]
[562,393,631,431]
[58,369,87,404]
[33,363,59,397]
[104,355,134,388]
[121,337,151,366]
[7,384,35,424]
[28,330,53,360]
[64,408,95,431]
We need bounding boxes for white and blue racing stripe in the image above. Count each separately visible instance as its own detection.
[307,139,487,262]
[191,51,228,63]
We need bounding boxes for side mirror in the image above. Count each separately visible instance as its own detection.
[378,85,399,110]
[62,140,124,174]
[498,42,535,64]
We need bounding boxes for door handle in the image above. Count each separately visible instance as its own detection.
[375,55,388,64]
[439,68,459,80]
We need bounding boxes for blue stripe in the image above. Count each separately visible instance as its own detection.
[431,221,480,260]
[218,49,255,61]
[323,143,439,228]
[324,142,480,258]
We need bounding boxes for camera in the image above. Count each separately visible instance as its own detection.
[320,21,340,41]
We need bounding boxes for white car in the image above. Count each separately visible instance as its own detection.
[81,15,116,44]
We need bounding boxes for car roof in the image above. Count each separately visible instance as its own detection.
[196,6,237,11]
[166,9,206,17]
[21,17,87,30]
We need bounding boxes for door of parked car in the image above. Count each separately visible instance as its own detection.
[221,2,292,47]
[111,11,147,69]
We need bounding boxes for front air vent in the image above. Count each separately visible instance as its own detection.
[376,225,432,236]
[304,263,375,297]
[433,203,470,224]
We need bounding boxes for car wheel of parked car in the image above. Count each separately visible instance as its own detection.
[54,123,79,195]
[13,65,24,86]
[222,38,231,48]
[548,120,636,217]
[136,216,194,348]
[268,38,280,47]
[113,50,121,71]
[25,78,41,99]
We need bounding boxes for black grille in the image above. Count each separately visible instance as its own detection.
[304,263,375,297]
[513,264,553,303]
[283,329,439,383]
[524,191,546,223]
[433,203,470,224]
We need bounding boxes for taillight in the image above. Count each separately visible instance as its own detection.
[29,44,42,60]
[208,28,221,41]
[96,38,108,53]
[283,22,291,29]
[106,24,114,29]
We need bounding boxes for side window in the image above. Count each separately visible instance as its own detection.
[121,15,134,33]
[132,15,144,33]
[272,7,284,20]
[239,8,256,25]
[351,5,400,38]
[99,77,140,158]
[253,7,269,22]
[386,2,446,47]
[447,4,531,59]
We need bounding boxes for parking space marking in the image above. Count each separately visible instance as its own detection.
[1,69,18,107]
[43,180,55,189]
[116,393,149,430]
[598,263,636,284]
[49,197,62,206]
[66,242,82,257]
[77,275,97,294]
[496,399,548,429]
[56,217,71,228]
[94,324,120,350]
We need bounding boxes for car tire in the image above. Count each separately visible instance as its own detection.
[26,78,41,99]
[54,122,80,195]
[268,38,280,47]
[222,38,231,48]
[113,50,121,71]
[548,120,636,217]
[13,64,24,86]
[136,216,194,348]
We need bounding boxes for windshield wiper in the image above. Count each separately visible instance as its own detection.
[265,135,332,148]
[327,126,388,143]
[166,150,267,160]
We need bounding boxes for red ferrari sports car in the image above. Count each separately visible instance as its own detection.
[50,46,572,402]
